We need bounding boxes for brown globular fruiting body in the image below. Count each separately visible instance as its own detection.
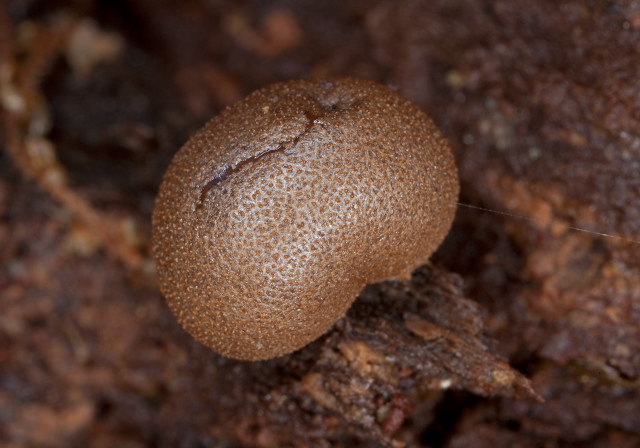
[152,78,459,361]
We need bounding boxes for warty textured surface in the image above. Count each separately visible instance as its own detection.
[152,77,459,360]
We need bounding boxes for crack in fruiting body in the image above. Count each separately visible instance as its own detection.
[197,108,326,208]
[152,77,459,361]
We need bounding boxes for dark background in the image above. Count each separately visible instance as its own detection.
[1,1,639,447]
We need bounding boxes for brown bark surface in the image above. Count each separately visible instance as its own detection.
[1,1,638,447]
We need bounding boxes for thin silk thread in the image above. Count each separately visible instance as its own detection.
[452,202,640,245]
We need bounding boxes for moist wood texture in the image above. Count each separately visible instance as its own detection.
[152,78,459,360]
[4,1,640,447]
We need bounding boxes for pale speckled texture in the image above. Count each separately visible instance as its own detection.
[152,78,459,360]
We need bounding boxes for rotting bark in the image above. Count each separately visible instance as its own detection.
[2,0,640,447]
[206,264,539,447]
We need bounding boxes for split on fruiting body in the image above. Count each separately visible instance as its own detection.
[152,77,460,361]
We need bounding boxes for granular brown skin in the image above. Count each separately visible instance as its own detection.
[152,77,459,360]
